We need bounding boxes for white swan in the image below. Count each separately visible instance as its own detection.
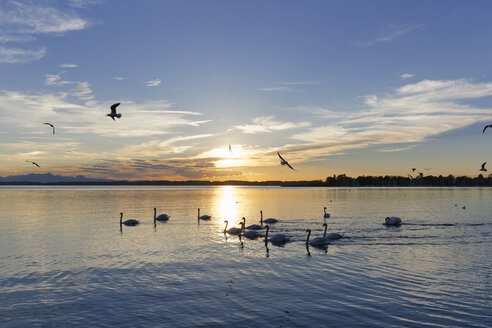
[262,211,278,224]
[197,208,211,222]
[322,222,342,240]
[224,220,244,235]
[264,224,289,243]
[323,206,330,219]
[244,215,262,230]
[384,216,402,226]
[305,229,329,247]
[119,212,139,226]
[154,208,170,221]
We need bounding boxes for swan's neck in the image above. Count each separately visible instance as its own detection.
[154,208,156,219]
[324,208,326,215]
[306,230,311,245]
[198,209,200,221]
[323,224,327,237]
[265,226,269,239]
[120,213,123,225]
[260,211,263,225]
[223,221,228,233]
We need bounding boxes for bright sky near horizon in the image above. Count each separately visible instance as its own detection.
[1,0,492,181]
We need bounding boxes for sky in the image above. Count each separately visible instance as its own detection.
[1,0,492,181]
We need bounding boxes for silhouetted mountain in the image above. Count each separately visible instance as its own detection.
[0,173,112,183]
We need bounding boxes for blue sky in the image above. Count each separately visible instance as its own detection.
[1,0,492,180]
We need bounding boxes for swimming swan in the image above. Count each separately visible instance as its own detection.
[322,222,342,240]
[245,214,262,230]
[154,208,170,221]
[305,229,329,247]
[323,206,330,219]
[384,216,402,226]
[264,224,289,243]
[262,211,278,224]
[197,208,211,222]
[224,220,244,235]
[119,212,139,226]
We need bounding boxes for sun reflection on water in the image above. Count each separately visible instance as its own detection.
[212,186,241,227]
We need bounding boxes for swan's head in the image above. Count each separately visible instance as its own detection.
[324,207,327,210]
[242,217,246,223]
[323,223,327,227]
[305,229,311,233]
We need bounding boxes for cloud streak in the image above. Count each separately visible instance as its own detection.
[236,116,311,134]
[0,1,91,63]
[361,23,424,47]
[144,78,162,87]
[279,78,492,164]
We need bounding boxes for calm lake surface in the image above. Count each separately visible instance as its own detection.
[0,186,490,327]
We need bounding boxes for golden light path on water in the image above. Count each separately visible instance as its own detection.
[212,186,241,230]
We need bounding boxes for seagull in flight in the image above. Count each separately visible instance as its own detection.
[483,124,492,133]
[107,103,122,121]
[480,162,487,172]
[43,123,55,134]
[26,160,40,168]
[277,152,296,171]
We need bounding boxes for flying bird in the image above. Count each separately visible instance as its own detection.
[229,144,232,152]
[26,160,40,168]
[107,103,122,121]
[483,124,492,133]
[43,123,55,134]
[277,152,296,171]
[480,162,487,172]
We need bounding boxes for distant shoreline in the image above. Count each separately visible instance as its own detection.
[1,176,491,187]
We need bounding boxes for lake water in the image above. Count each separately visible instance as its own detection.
[0,186,490,327]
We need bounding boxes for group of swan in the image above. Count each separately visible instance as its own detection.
[121,207,401,245]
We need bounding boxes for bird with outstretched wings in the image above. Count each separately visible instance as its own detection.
[277,152,296,171]
[107,103,122,121]
[43,122,55,134]
[480,162,487,172]
[26,160,40,168]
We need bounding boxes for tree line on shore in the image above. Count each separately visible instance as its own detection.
[1,173,491,186]
[281,174,492,187]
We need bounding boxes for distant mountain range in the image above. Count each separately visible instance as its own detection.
[0,173,112,183]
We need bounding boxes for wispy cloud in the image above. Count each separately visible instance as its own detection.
[258,86,293,92]
[236,116,311,134]
[113,76,124,81]
[144,78,162,87]
[0,90,209,138]
[59,63,78,68]
[0,1,91,63]
[274,81,318,86]
[121,134,214,157]
[400,73,414,80]
[361,23,424,47]
[0,46,45,63]
[280,78,492,163]
[45,72,93,100]
[293,105,345,119]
